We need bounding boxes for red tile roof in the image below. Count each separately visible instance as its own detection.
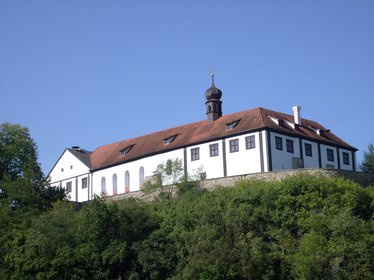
[90,107,356,171]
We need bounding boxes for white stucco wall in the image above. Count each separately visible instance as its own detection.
[186,141,224,179]
[320,144,338,169]
[91,149,184,198]
[48,150,90,202]
[225,132,262,176]
[270,132,301,171]
[301,139,319,168]
[339,148,354,171]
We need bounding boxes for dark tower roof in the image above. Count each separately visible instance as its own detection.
[205,73,222,100]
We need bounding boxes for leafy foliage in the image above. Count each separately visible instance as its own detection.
[1,173,373,279]
[0,123,66,279]
[360,143,374,174]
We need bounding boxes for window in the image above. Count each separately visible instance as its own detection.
[61,168,64,172]
[245,135,255,149]
[286,139,294,153]
[120,145,134,156]
[226,120,240,130]
[101,177,106,194]
[327,149,334,162]
[125,171,130,193]
[229,139,239,153]
[275,136,283,150]
[82,177,88,189]
[210,143,219,157]
[163,135,177,145]
[70,165,73,169]
[343,152,349,165]
[305,143,312,157]
[191,148,200,161]
[139,166,145,189]
[113,174,117,195]
[66,181,72,193]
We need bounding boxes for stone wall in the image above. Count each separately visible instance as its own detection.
[104,168,374,202]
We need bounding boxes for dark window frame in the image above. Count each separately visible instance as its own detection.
[191,147,200,161]
[245,135,256,150]
[229,139,239,153]
[342,152,349,165]
[327,148,334,162]
[82,177,88,189]
[275,136,283,150]
[286,139,294,153]
[66,181,72,193]
[209,143,219,157]
[305,143,312,157]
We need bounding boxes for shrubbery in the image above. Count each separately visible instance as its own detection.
[1,174,373,279]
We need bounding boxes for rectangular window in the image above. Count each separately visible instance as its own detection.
[343,152,349,165]
[245,135,256,149]
[305,143,312,157]
[286,139,294,153]
[275,136,283,150]
[229,139,239,153]
[209,143,219,157]
[191,147,200,161]
[327,148,334,161]
[82,177,88,189]
[66,181,72,193]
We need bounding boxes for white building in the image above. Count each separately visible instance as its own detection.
[48,75,357,202]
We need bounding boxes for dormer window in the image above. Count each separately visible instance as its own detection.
[163,134,177,145]
[268,116,283,126]
[226,120,240,130]
[120,145,134,156]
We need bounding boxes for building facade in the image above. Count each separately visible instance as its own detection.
[48,75,357,202]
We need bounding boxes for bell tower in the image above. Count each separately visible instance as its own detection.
[205,70,223,122]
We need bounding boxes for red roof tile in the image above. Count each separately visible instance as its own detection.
[90,107,356,171]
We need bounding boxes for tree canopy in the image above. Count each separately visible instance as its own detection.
[1,174,373,279]
[0,123,65,278]
[360,143,374,174]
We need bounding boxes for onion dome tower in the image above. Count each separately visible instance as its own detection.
[205,71,223,122]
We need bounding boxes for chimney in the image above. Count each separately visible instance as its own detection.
[292,106,301,126]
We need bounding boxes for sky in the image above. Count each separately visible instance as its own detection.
[1,0,373,175]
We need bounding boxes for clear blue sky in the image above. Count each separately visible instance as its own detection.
[1,0,373,174]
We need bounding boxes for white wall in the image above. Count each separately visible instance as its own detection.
[270,132,301,171]
[301,139,319,168]
[339,148,354,171]
[186,141,224,179]
[320,144,338,169]
[225,132,262,176]
[48,150,90,202]
[91,149,184,198]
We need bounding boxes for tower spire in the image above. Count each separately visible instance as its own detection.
[211,66,215,86]
[205,69,223,122]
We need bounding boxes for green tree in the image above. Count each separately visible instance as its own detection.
[0,123,65,278]
[0,123,65,213]
[360,143,374,174]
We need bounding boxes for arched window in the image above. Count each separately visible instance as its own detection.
[101,177,106,195]
[112,174,117,195]
[139,166,145,189]
[125,171,130,193]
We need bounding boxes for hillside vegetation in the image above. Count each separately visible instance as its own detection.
[1,174,372,279]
